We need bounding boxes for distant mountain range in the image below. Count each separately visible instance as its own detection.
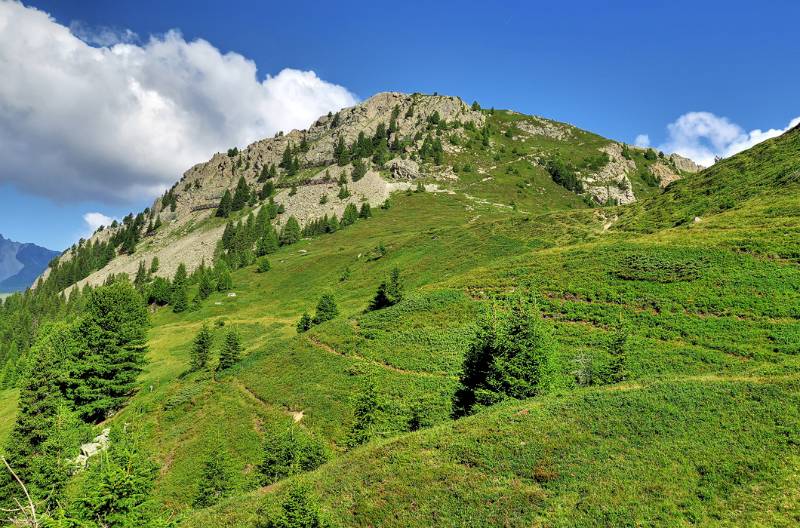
[0,234,59,292]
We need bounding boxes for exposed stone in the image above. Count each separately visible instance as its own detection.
[670,153,704,173]
[384,157,421,180]
[582,143,636,205]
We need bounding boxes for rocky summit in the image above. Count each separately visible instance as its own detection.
[38,92,701,291]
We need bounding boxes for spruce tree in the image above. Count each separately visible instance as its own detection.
[368,267,403,311]
[257,257,271,273]
[341,203,358,227]
[218,329,242,370]
[296,312,312,333]
[280,217,301,245]
[149,256,159,273]
[198,268,215,300]
[232,176,251,211]
[452,293,554,418]
[191,324,213,371]
[215,260,233,292]
[71,281,149,423]
[216,189,233,218]
[603,324,629,383]
[313,294,338,324]
[359,202,372,219]
[347,381,378,448]
[0,322,83,511]
[193,448,233,508]
[256,484,330,528]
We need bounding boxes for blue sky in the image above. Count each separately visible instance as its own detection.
[1,0,799,250]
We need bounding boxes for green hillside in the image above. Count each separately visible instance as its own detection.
[0,109,798,527]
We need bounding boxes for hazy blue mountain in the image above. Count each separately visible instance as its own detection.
[0,234,59,292]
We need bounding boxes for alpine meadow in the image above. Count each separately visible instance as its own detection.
[1,3,799,527]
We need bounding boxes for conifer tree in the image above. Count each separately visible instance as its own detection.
[232,176,251,211]
[257,257,271,273]
[0,322,83,511]
[280,217,301,245]
[191,324,213,371]
[602,324,629,383]
[347,381,378,448]
[452,293,554,418]
[218,329,242,370]
[341,203,358,227]
[215,260,233,292]
[198,268,215,300]
[359,203,372,219]
[216,189,233,218]
[149,256,159,273]
[296,312,312,333]
[133,260,147,288]
[334,136,349,166]
[256,484,330,528]
[368,267,403,311]
[257,426,328,486]
[71,281,149,423]
[313,294,338,324]
[193,448,233,508]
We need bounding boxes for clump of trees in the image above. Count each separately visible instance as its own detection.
[452,292,555,417]
[368,267,404,311]
[0,281,151,515]
[258,425,329,485]
[296,294,338,332]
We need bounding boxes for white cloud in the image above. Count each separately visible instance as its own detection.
[656,112,800,167]
[82,212,115,238]
[634,134,650,147]
[0,2,358,203]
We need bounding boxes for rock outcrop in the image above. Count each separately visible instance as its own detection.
[582,143,636,205]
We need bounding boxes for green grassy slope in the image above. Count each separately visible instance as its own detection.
[1,120,798,526]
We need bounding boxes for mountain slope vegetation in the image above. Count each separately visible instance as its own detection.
[0,96,797,527]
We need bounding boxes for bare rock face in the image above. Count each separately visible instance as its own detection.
[516,116,575,141]
[669,153,704,173]
[649,161,683,188]
[384,157,421,180]
[47,93,484,290]
[582,143,636,205]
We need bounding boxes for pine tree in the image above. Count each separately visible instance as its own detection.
[148,276,171,306]
[133,260,147,288]
[313,294,338,324]
[70,427,160,527]
[603,324,629,383]
[296,312,312,333]
[256,484,330,528]
[452,293,554,417]
[368,267,403,311]
[280,217,301,245]
[149,256,159,274]
[218,329,242,370]
[193,448,233,508]
[232,176,251,211]
[0,322,83,511]
[257,426,328,486]
[216,189,233,218]
[347,381,378,448]
[257,257,271,273]
[191,324,213,371]
[172,263,189,312]
[359,202,372,219]
[71,281,149,423]
[351,158,367,182]
[198,268,215,300]
[215,260,233,292]
[334,136,349,166]
[341,203,358,227]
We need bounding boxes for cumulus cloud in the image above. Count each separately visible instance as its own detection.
[83,212,115,237]
[0,2,358,203]
[656,112,800,167]
[634,134,650,147]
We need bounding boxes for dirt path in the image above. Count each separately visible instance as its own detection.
[305,335,455,380]
[235,379,305,424]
